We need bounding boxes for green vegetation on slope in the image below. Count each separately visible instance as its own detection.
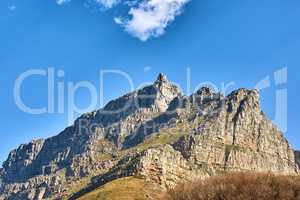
[118,122,190,158]
[77,177,162,200]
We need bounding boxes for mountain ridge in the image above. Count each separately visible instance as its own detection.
[0,73,299,200]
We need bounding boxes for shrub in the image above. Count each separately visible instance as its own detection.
[164,172,300,200]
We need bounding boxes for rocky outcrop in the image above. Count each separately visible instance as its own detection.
[0,74,182,199]
[2,139,45,183]
[0,74,299,200]
[86,88,297,192]
[295,151,300,169]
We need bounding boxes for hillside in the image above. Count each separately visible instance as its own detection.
[0,74,299,200]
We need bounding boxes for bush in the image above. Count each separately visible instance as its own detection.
[164,172,300,200]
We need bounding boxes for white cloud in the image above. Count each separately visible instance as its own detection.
[115,0,190,41]
[56,0,119,8]
[56,0,71,5]
[114,17,123,24]
[95,0,120,9]
[8,5,17,11]
[55,0,191,41]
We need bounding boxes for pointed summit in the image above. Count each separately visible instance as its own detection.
[155,73,168,83]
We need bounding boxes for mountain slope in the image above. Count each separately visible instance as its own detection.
[0,74,299,200]
[77,177,161,200]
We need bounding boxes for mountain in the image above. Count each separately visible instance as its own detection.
[296,151,300,169]
[0,74,299,200]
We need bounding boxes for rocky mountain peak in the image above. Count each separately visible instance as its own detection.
[196,86,215,95]
[155,73,168,83]
[153,74,181,112]
[100,73,180,113]
[194,86,222,103]
[0,74,299,200]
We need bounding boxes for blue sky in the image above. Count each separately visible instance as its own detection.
[0,0,300,164]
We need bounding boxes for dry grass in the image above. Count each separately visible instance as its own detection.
[77,176,162,200]
[163,172,300,200]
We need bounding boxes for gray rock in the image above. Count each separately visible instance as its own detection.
[295,151,300,169]
[0,74,299,200]
[88,88,298,191]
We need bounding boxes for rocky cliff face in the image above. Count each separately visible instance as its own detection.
[0,74,299,200]
[295,151,300,169]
